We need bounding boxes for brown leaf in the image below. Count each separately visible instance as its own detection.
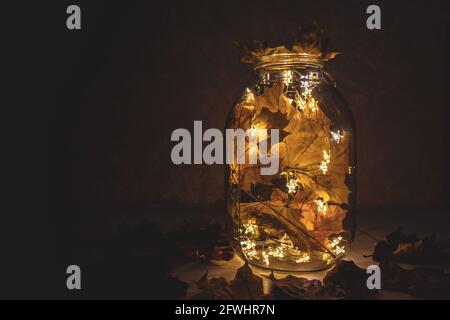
[196,272,235,299]
[230,263,264,299]
[268,273,343,300]
[380,261,450,298]
[323,260,373,298]
[372,228,450,265]
[196,263,264,300]
[235,25,339,65]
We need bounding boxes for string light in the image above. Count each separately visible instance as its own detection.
[237,74,351,269]
[240,226,312,266]
[328,235,346,256]
[330,130,344,144]
[283,70,294,85]
[294,252,311,263]
[241,238,258,260]
[320,150,331,174]
[315,197,329,215]
[281,170,301,195]
[265,233,310,264]
[307,97,318,112]
[242,218,258,237]
[294,91,307,110]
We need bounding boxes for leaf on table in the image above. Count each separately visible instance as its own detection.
[379,261,450,298]
[268,273,343,300]
[372,227,450,265]
[196,263,264,300]
[323,260,374,299]
[230,263,265,299]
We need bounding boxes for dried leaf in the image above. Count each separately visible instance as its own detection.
[196,263,264,300]
[235,25,339,65]
[230,263,264,299]
[268,273,343,300]
[380,261,450,298]
[323,260,373,298]
[372,228,450,265]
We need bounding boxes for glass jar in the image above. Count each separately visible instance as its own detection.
[225,52,356,272]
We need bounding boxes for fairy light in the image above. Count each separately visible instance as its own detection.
[281,170,301,195]
[302,86,312,99]
[315,198,328,215]
[320,150,331,174]
[307,97,318,112]
[283,70,294,85]
[242,218,258,237]
[330,130,344,144]
[294,253,311,263]
[265,233,311,264]
[328,235,346,256]
[262,250,270,266]
[241,238,258,260]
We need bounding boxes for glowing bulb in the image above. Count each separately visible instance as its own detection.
[328,235,346,256]
[294,253,311,263]
[315,198,328,215]
[281,170,301,195]
[293,91,307,110]
[283,70,293,85]
[307,97,318,111]
[320,150,331,174]
[330,130,344,144]
[242,219,258,237]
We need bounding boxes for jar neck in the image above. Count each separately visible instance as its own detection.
[256,65,324,85]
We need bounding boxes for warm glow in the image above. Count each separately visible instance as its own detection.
[328,235,346,256]
[315,198,329,215]
[330,130,344,144]
[281,170,301,195]
[320,150,331,174]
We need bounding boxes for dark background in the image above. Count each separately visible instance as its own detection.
[4,0,450,298]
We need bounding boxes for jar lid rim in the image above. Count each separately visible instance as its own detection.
[254,53,325,70]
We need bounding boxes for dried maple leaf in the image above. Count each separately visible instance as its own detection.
[230,263,265,299]
[268,273,343,300]
[235,25,339,65]
[196,272,235,299]
[196,263,264,300]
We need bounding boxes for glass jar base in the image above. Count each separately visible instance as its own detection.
[237,247,339,273]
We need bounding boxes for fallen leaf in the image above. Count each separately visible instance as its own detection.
[323,260,373,299]
[196,263,264,300]
[268,273,343,300]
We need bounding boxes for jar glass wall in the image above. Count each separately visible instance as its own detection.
[225,53,356,272]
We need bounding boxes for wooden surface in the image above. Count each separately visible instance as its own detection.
[172,207,450,300]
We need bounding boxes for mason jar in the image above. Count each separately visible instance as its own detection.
[225,52,356,272]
